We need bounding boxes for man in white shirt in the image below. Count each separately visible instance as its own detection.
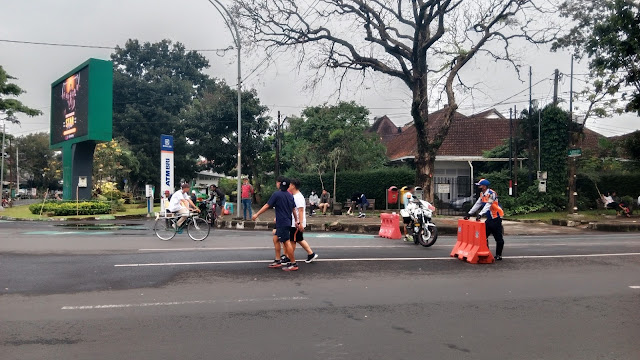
[169,183,199,229]
[289,179,318,264]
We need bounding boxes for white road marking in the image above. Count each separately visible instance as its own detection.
[114,252,640,267]
[629,286,640,289]
[61,296,308,310]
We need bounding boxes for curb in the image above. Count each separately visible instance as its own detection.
[213,220,458,235]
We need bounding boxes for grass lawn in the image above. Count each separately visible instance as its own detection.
[0,203,154,220]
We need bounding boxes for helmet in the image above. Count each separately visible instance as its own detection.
[475,179,490,186]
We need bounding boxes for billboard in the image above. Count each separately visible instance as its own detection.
[50,58,113,148]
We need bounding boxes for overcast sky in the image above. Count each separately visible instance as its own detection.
[1,0,638,139]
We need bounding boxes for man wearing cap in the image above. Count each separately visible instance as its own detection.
[465,179,505,260]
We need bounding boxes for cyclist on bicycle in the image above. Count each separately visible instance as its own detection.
[169,183,200,231]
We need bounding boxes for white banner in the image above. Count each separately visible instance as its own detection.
[160,135,174,201]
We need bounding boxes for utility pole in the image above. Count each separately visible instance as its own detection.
[568,56,577,213]
[275,111,281,178]
[16,146,19,197]
[553,69,559,106]
[509,107,513,196]
[0,121,5,197]
[513,105,518,197]
[527,66,534,182]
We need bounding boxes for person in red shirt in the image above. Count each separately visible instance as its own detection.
[241,177,254,220]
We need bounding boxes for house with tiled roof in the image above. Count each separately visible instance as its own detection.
[379,108,605,206]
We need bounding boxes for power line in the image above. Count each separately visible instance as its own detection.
[0,39,234,53]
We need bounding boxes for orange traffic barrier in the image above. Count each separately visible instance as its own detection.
[450,219,495,264]
[378,213,402,239]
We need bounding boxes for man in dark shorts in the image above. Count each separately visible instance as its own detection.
[252,176,300,271]
[288,178,318,263]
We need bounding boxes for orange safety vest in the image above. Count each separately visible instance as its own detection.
[481,189,504,219]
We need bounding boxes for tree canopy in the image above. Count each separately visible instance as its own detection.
[281,101,387,174]
[111,39,210,190]
[235,0,557,201]
[554,0,640,117]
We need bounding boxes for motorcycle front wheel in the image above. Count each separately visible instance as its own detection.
[418,225,438,247]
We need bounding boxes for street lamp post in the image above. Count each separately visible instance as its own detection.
[206,0,242,219]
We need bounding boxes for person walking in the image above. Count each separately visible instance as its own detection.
[289,179,318,263]
[241,177,254,220]
[252,177,300,271]
[465,179,505,260]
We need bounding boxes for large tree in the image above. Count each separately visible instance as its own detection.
[14,132,56,189]
[281,101,387,174]
[183,79,271,198]
[111,39,209,192]
[553,0,640,117]
[235,0,555,201]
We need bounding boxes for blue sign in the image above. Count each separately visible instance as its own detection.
[161,135,174,151]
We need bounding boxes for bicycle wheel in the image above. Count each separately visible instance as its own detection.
[154,217,176,241]
[188,217,210,241]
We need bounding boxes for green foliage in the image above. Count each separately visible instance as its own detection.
[183,80,271,192]
[29,201,112,216]
[217,178,237,202]
[554,0,640,115]
[283,167,415,209]
[111,39,209,190]
[14,132,58,189]
[93,138,140,190]
[622,130,640,161]
[0,65,43,123]
[539,106,569,197]
[280,101,387,174]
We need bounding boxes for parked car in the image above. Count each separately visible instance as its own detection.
[450,196,474,211]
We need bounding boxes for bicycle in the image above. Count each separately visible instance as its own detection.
[154,211,210,241]
[198,200,219,225]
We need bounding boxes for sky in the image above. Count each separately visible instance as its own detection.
[1,0,638,139]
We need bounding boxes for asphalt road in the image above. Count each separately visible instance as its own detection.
[1,220,639,360]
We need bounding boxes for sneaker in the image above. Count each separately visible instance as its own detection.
[404,235,413,242]
[268,260,283,268]
[305,253,318,263]
[282,263,299,271]
[176,229,183,234]
[280,255,290,264]
[495,255,502,261]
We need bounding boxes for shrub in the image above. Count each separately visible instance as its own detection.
[29,201,112,216]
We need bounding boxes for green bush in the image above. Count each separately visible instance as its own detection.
[29,201,112,216]
[284,167,416,209]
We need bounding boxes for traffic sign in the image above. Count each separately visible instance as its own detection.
[568,148,582,157]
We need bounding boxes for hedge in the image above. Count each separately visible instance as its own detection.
[29,201,112,216]
[283,167,416,209]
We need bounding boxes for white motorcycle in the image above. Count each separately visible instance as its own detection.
[400,198,438,247]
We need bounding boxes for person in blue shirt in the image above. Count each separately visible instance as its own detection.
[252,176,300,271]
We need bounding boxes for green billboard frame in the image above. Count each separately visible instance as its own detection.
[50,58,113,200]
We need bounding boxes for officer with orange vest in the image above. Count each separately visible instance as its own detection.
[464,178,505,260]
